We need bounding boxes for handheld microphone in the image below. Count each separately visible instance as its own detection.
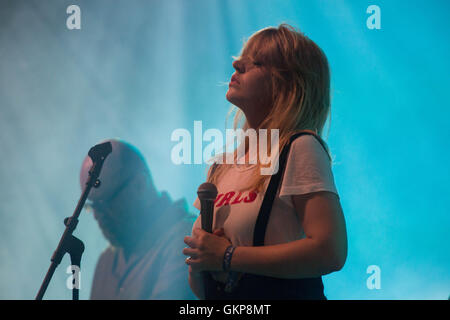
[197,182,218,233]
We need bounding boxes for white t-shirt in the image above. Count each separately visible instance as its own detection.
[192,134,339,247]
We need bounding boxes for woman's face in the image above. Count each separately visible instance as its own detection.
[226,56,273,127]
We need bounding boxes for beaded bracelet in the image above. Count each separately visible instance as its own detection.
[222,245,236,272]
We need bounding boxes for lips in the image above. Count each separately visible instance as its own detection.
[230,75,240,85]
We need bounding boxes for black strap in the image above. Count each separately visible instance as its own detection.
[252,131,329,246]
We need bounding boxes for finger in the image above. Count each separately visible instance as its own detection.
[184,236,197,248]
[192,228,209,247]
[182,247,198,259]
[185,257,202,272]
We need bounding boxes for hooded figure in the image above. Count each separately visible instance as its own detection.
[80,138,195,299]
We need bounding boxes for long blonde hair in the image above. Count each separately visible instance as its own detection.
[208,23,332,192]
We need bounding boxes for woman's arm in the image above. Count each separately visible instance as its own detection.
[184,191,347,279]
[231,191,347,278]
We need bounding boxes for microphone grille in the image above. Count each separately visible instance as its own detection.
[197,182,218,200]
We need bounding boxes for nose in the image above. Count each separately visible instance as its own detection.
[232,60,245,74]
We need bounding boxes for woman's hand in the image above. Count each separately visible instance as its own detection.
[210,229,231,283]
[183,228,231,272]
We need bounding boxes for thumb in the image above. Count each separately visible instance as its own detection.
[213,228,225,237]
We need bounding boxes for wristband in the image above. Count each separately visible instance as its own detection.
[222,245,236,272]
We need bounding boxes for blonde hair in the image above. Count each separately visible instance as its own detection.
[209,23,332,192]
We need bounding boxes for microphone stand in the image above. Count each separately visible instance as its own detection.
[35,142,112,300]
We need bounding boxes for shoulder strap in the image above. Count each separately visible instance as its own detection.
[252,131,329,246]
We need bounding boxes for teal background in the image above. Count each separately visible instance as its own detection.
[0,0,448,299]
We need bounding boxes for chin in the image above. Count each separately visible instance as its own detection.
[225,90,233,103]
[226,92,243,110]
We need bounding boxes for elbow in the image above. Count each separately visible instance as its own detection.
[330,252,346,272]
[325,232,348,273]
[321,255,345,276]
[331,245,347,272]
[321,242,347,274]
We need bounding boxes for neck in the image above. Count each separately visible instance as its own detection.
[242,104,272,130]
[245,113,264,130]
